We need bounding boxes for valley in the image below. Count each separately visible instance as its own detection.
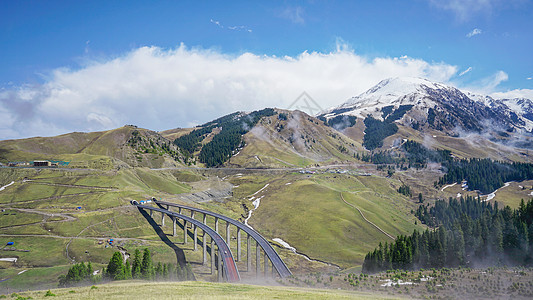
[0,78,532,298]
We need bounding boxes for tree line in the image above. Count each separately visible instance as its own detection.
[360,139,533,195]
[197,108,276,167]
[59,249,193,287]
[436,158,533,194]
[363,196,533,273]
[173,109,276,167]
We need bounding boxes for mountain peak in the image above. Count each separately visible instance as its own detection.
[352,77,450,105]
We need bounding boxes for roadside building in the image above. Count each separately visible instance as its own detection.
[33,160,51,167]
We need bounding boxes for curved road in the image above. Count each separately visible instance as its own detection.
[134,203,240,282]
[154,200,292,278]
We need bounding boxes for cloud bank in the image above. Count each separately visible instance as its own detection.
[0,44,528,140]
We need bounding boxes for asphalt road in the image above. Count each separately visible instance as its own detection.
[154,200,292,278]
[135,203,240,282]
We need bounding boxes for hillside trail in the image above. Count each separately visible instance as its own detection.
[66,217,116,262]
[23,179,117,190]
[339,192,395,240]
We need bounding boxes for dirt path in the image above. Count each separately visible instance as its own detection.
[24,180,117,190]
[339,192,395,240]
[66,217,116,262]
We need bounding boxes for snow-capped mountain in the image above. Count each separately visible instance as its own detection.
[320,77,533,133]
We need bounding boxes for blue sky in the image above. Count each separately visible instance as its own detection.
[1,0,532,139]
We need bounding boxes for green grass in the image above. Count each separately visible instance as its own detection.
[135,168,191,195]
[7,280,404,299]
[0,236,69,267]
[0,265,71,293]
[0,209,43,228]
[249,173,422,268]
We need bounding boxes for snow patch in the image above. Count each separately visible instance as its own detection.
[456,193,461,198]
[244,195,264,229]
[380,279,414,287]
[440,182,456,192]
[17,270,27,275]
[251,183,269,196]
[273,238,297,253]
[0,181,15,192]
[483,182,511,202]
[0,258,17,262]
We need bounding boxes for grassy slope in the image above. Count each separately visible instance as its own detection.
[9,280,403,299]
[246,173,423,268]
[229,110,364,168]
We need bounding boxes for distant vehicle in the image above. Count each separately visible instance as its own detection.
[6,242,14,246]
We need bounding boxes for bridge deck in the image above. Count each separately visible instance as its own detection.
[154,200,292,278]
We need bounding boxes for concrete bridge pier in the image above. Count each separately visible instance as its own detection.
[264,253,268,277]
[161,212,165,227]
[172,216,176,237]
[247,234,251,272]
[178,207,182,214]
[203,213,207,225]
[211,238,215,274]
[237,228,241,262]
[226,222,230,248]
[193,224,198,251]
[217,248,223,282]
[215,217,219,233]
[183,220,188,244]
[150,209,153,217]
[202,230,207,265]
[256,243,260,277]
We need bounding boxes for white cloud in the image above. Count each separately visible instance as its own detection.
[0,43,486,140]
[210,19,223,28]
[463,70,509,94]
[527,77,532,80]
[466,28,482,38]
[459,67,473,76]
[491,89,533,100]
[211,19,252,33]
[428,0,522,21]
[280,6,305,24]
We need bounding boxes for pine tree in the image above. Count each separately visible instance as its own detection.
[141,248,154,280]
[106,252,124,280]
[124,260,132,280]
[131,249,142,279]
[155,262,163,280]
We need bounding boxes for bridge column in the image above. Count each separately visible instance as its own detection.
[211,237,215,275]
[215,217,219,233]
[247,234,251,272]
[161,212,165,227]
[172,216,176,237]
[203,213,207,225]
[226,222,230,248]
[193,224,198,251]
[178,207,182,214]
[202,230,207,265]
[150,209,153,217]
[217,248,223,282]
[237,228,241,262]
[264,253,268,277]
[183,220,188,244]
[256,243,260,277]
